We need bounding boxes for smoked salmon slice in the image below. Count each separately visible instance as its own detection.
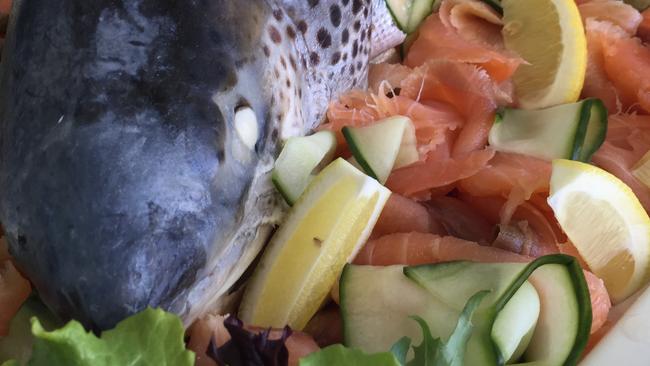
[439,0,505,46]
[405,4,522,83]
[459,194,564,257]
[578,0,643,35]
[582,19,650,114]
[324,84,464,157]
[0,0,10,15]
[458,152,552,223]
[354,232,610,334]
[386,148,495,198]
[426,195,495,245]
[639,9,650,42]
[371,193,445,239]
[592,114,650,212]
[367,63,413,94]
[400,60,510,156]
[0,259,31,336]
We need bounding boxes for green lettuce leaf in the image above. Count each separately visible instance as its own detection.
[17,307,193,366]
[407,316,443,366]
[408,290,489,366]
[436,290,488,366]
[299,344,401,366]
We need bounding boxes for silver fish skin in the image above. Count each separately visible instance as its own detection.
[0,0,404,330]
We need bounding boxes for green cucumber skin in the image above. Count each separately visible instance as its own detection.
[480,0,503,15]
[386,0,440,34]
[342,127,380,181]
[340,264,354,345]
[405,0,437,33]
[571,99,608,163]
[491,99,607,163]
[341,255,590,366]
[385,0,412,33]
[490,255,591,366]
[405,254,591,366]
[271,173,295,205]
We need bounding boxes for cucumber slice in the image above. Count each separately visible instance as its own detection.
[491,281,539,363]
[488,98,608,163]
[394,119,419,169]
[522,263,590,366]
[406,0,437,33]
[400,32,419,59]
[342,116,419,184]
[386,0,440,34]
[340,265,459,355]
[386,0,412,32]
[480,0,503,14]
[271,131,336,205]
[341,255,591,366]
[407,255,591,365]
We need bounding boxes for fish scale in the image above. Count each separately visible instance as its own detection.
[0,0,404,329]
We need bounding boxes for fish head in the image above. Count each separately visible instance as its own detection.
[0,0,292,330]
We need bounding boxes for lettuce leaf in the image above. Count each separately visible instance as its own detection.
[7,307,194,366]
[299,345,401,366]
[408,290,489,366]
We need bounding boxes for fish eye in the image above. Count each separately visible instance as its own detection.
[234,105,259,150]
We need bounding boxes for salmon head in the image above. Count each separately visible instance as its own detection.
[0,0,403,330]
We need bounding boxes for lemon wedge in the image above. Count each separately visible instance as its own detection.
[501,0,587,109]
[239,158,391,329]
[548,159,650,303]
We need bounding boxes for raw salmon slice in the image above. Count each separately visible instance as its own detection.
[592,114,650,212]
[458,152,552,223]
[405,9,521,83]
[354,232,610,334]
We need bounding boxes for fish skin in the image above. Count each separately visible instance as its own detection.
[0,0,403,330]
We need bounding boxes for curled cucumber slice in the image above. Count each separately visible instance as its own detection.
[488,98,608,162]
[343,116,419,184]
[272,131,337,205]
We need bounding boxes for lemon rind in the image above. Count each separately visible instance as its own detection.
[549,159,650,303]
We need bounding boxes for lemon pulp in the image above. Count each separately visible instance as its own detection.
[502,0,587,109]
[548,159,650,303]
[239,159,390,329]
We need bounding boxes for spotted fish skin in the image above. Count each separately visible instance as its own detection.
[0,0,403,330]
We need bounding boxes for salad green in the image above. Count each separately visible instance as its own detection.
[2,308,193,366]
[299,291,487,366]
